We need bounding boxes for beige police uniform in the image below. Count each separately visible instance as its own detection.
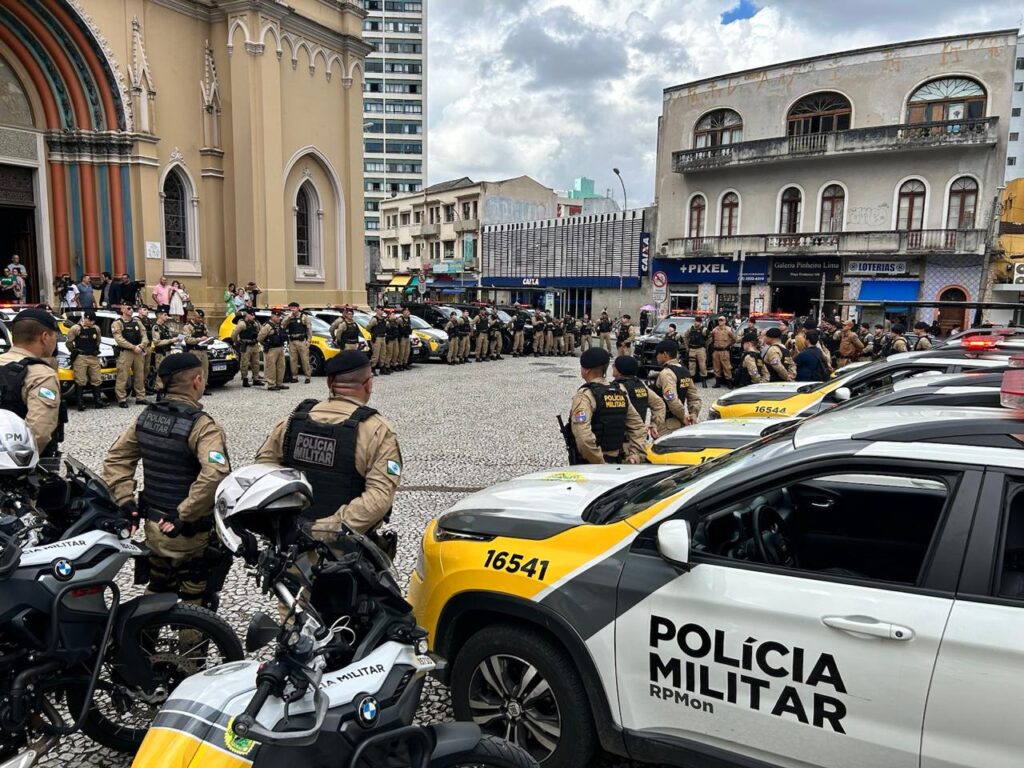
[740,350,767,384]
[257,394,402,536]
[66,323,102,388]
[763,343,796,381]
[258,320,287,387]
[891,336,909,354]
[532,318,546,355]
[399,314,413,366]
[286,312,313,380]
[616,323,636,356]
[112,316,149,402]
[0,347,60,451]
[710,324,736,381]
[368,315,387,370]
[231,317,262,383]
[183,320,211,390]
[656,362,702,433]
[104,391,230,605]
[330,317,362,352]
[569,378,647,464]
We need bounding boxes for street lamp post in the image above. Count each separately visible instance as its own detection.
[613,168,627,315]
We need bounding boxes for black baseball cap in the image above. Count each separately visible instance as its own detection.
[324,350,371,376]
[655,339,680,357]
[158,352,202,379]
[579,347,611,370]
[614,355,639,376]
[13,308,58,332]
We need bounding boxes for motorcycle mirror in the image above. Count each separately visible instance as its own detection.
[245,612,280,653]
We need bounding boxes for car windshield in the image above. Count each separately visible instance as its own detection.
[792,360,868,394]
[437,306,459,319]
[309,317,332,335]
[495,310,512,323]
[354,311,370,328]
[410,315,431,330]
[653,317,697,334]
[584,427,799,525]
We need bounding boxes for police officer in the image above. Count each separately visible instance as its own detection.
[563,315,577,356]
[183,308,212,393]
[331,308,362,352]
[655,340,702,433]
[66,309,105,411]
[150,308,182,397]
[612,355,666,438]
[258,309,288,390]
[597,312,613,354]
[0,308,64,456]
[532,311,547,356]
[458,310,472,363]
[579,313,593,352]
[686,319,709,382]
[384,312,401,373]
[103,353,231,609]
[552,318,566,356]
[544,312,555,356]
[889,323,910,354]
[616,314,636,356]
[474,310,490,362]
[136,305,156,393]
[568,348,646,464]
[399,308,414,370]
[835,320,865,368]
[285,302,313,384]
[511,308,527,357]
[112,303,150,408]
[735,332,768,387]
[710,315,736,386]
[912,321,933,351]
[368,307,388,375]
[256,350,401,555]
[444,312,460,365]
[231,307,263,387]
[488,310,503,360]
[762,328,797,381]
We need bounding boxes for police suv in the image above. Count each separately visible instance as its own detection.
[409,381,1024,768]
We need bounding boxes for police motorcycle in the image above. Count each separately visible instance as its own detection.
[132,464,537,768]
[0,412,243,768]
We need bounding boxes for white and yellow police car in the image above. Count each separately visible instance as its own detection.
[409,387,1024,768]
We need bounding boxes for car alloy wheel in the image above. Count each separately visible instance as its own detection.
[467,653,562,762]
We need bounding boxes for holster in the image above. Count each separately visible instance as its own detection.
[143,503,214,537]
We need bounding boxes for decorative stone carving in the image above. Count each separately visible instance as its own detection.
[65,0,134,131]
[169,146,185,164]
[130,17,154,91]
[0,128,38,162]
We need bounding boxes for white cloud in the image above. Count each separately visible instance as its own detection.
[427,1,1022,206]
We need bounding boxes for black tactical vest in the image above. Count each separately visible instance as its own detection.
[385,321,400,341]
[665,364,693,401]
[622,376,651,422]
[552,324,564,338]
[616,325,631,344]
[513,316,526,331]
[370,318,386,339]
[263,324,286,349]
[189,322,208,342]
[475,316,488,334]
[0,357,64,457]
[281,399,378,521]
[597,319,611,333]
[238,320,259,344]
[764,343,792,382]
[581,382,628,455]
[734,350,759,388]
[286,317,308,341]
[153,323,175,342]
[72,326,100,355]
[135,401,205,512]
[120,319,142,345]
[687,326,707,348]
[340,320,360,344]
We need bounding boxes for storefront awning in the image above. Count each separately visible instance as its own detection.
[857,280,921,303]
[404,276,420,295]
[388,275,412,287]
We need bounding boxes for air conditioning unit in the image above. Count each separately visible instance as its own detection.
[1015,262,1024,285]
[659,245,669,256]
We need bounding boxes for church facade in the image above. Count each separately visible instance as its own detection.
[0,0,369,309]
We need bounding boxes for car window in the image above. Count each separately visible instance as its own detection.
[652,318,696,334]
[409,315,430,330]
[692,469,956,586]
[309,317,331,335]
[998,486,1024,600]
[846,365,942,398]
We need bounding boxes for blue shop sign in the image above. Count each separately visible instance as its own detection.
[651,257,768,284]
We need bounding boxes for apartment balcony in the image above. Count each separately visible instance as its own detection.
[672,118,999,173]
[663,229,987,257]
[414,223,439,237]
[454,218,479,233]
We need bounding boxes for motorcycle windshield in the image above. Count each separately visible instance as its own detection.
[131,704,257,768]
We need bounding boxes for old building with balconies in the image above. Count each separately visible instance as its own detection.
[654,29,1017,330]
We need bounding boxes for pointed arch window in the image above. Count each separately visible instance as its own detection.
[779,187,801,234]
[908,78,986,123]
[819,185,845,232]
[294,180,322,274]
[946,177,978,230]
[162,170,190,261]
[688,195,707,238]
[720,192,739,236]
[693,109,743,149]
[787,92,852,136]
[898,180,927,231]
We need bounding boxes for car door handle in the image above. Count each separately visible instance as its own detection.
[822,615,914,641]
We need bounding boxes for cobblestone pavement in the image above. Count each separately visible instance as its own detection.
[43,355,726,767]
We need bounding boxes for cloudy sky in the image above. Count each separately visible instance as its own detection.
[427,0,1022,206]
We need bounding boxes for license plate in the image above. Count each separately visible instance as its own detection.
[211,363,227,372]
[101,373,116,382]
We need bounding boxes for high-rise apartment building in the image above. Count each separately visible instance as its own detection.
[361,0,427,271]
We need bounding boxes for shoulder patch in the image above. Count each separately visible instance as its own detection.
[38,387,56,401]
[387,459,402,477]
[572,409,588,423]
[208,450,227,466]
[663,390,676,401]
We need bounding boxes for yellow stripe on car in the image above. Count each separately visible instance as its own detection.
[711,378,844,420]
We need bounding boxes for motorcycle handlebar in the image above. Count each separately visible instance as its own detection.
[233,687,329,748]
[234,678,276,736]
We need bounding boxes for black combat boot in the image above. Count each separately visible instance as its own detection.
[75,384,85,412]
[91,386,106,408]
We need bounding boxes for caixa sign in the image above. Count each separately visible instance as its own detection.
[522,278,540,286]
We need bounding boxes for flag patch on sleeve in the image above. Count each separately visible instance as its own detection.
[387,460,402,476]
[38,387,56,401]
[208,451,227,465]
[572,409,588,423]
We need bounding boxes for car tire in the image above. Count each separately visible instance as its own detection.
[451,625,595,768]
[309,347,324,377]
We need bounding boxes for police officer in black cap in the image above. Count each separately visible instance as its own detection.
[104,353,232,609]
[567,347,646,464]
[0,308,64,457]
[256,350,402,558]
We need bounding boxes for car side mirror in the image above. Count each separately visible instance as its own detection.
[831,386,851,402]
[657,520,692,572]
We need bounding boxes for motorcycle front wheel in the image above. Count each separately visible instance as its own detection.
[66,603,243,753]
[430,735,539,768]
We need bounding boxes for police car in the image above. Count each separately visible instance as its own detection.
[633,314,703,377]
[218,309,336,377]
[710,340,1014,420]
[408,389,1024,768]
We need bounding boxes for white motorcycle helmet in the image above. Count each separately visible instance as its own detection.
[214,464,313,556]
[0,411,38,476]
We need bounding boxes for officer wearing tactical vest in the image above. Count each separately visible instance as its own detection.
[735,332,768,387]
[655,339,702,433]
[368,307,388,375]
[231,307,264,387]
[330,308,362,352]
[444,313,460,365]
[579,313,593,352]
[66,309,105,411]
[568,347,646,465]
[597,312,613,354]
[458,310,472,362]
[762,328,797,381]
[531,312,546,356]
[488,310,503,360]
[474,312,490,362]
[150,308,182,398]
[616,314,636,356]
[686,320,709,382]
[710,315,736,386]
[258,309,288,390]
[256,350,402,557]
[112,304,151,408]
[284,302,313,384]
[136,305,156,393]
[183,308,212,394]
[398,308,413,370]
[384,312,401,373]
[511,308,527,357]
[103,352,232,609]
[0,308,64,456]
[612,355,666,439]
